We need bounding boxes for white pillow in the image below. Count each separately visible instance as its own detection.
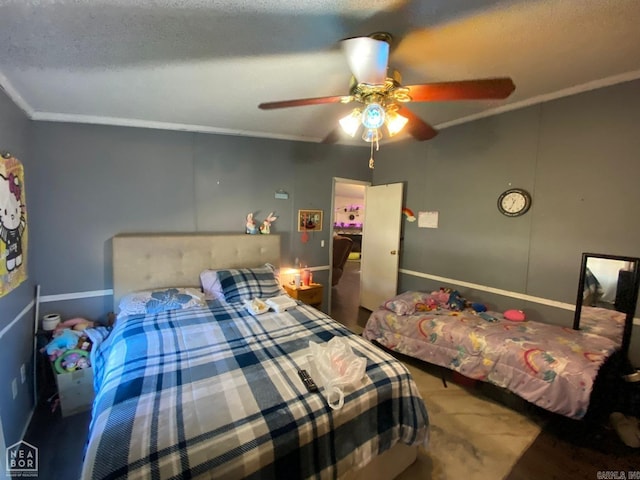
[200,270,227,302]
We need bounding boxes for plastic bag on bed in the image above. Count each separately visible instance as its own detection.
[308,337,367,410]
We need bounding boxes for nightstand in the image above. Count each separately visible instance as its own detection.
[284,283,323,309]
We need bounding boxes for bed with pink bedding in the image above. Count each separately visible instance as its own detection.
[363,291,622,419]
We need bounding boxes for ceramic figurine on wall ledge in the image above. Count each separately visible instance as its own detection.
[246,213,259,234]
[259,212,277,234]
[246,212,277,234]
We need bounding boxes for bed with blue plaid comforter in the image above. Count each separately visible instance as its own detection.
[81,300,429,479]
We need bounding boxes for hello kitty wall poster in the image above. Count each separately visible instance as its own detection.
[0,154,27,297]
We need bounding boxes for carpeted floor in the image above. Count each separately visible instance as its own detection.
[398,362,543,480]
[506,415,640,479]
[364,345,640,479]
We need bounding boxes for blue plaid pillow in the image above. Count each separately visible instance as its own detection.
[217,265,283,303]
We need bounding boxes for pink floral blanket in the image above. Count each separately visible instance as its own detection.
[363,299,619,419]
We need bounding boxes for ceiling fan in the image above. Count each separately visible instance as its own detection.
[258,32,515,166]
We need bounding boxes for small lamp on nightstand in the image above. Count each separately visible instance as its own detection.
[280,266,300,288]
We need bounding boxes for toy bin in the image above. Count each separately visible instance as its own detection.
[54,367,94,417]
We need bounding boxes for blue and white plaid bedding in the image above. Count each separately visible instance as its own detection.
[81,300,429,479]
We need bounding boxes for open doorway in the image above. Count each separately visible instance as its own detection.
[329,177,369,332]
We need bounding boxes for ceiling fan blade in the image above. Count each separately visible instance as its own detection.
[406,78,515,102]
[341,36,389,85]
[321,127,343,144]
[259,95,347,110]
[397,106,438,141]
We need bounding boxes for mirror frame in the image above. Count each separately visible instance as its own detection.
[573,252,640,358]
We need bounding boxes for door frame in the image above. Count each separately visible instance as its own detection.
[328,177,371,316]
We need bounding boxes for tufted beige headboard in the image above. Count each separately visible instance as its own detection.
[112,233,281,309]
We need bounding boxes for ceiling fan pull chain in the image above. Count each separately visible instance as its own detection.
[369,140,375,169]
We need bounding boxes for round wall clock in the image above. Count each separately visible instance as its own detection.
[497,188,532,217]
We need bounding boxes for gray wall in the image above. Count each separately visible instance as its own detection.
[28,123,372,319]
[0,87,35,447]
[372,79,640,366]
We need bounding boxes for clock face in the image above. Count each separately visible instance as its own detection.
[498,188,531,217]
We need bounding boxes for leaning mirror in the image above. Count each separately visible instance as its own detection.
[573,253,640,360]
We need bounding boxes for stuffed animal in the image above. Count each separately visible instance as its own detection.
[53,317,94,336]
[246,213,258,234]
[415,297,438,312]
[430,289,450,307]
[447,290,466,311]
[259,212,277,234]
[45,329,81,358]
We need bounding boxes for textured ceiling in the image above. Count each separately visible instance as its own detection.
[1,0,639,145]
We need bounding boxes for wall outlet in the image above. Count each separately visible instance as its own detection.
[321,240,325,247]
[20,364,26,384]
[11,378,17,399]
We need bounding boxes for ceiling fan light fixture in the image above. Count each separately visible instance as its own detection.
[361,103,385,129]
[341,36,389,85]
[339,109,362,137]
[385,110,409,137]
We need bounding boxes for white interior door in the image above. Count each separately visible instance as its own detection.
[360,183,403,310]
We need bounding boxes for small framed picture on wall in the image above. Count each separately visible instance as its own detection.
[298,209,323,231]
